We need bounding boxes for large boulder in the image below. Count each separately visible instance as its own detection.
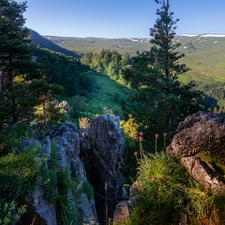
[167,111,225,192]
[167,111,225,158]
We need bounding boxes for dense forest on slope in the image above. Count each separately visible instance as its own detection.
[32,46,96,97]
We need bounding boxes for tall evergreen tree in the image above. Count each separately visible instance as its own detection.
[123,0,201,150]
[0,0,52,129]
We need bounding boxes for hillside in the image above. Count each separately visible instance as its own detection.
[30,30,81,58]
[45,34,225,84]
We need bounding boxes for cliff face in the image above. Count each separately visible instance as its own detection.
[81,115,125,224]
[16,115,124,225]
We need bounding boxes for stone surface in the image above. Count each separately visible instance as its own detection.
[17,185,56,225]
[18,121,98,225]
[113,201,129,225]
[167,111,225,158]
[166,111,225,192]
[80,114,125,225]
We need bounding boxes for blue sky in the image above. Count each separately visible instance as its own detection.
[16,0,225,38]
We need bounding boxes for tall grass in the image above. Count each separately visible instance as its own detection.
[127,151,225,225]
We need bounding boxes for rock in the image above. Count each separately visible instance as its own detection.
[113,201,129,225]
[167,111,225,158]
[80,114,125,225]
[58,100,71,113]
[181,156,225,192]
[18,121,98,225]
[166,111,225,192]
[17,185,56,225]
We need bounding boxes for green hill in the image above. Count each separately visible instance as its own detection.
[45,34,225,84]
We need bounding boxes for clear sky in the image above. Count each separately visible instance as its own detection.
[15,0,225,38]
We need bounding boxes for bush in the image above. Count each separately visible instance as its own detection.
[0,200,26,225]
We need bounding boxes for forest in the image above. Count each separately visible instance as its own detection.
[1,0,225,224]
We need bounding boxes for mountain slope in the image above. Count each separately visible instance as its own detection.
[30,30,81,58]
[45,34,225,84]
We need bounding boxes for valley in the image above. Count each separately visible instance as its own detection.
[45,34,225,84]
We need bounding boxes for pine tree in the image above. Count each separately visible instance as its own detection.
[123,0,201,150]
[0,0,55,129]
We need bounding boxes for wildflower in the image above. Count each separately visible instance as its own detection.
[23,139,30,146]
[139,131,143,136]
[134,151,138,161]
[151,175,155,180]
[163,132,167,136]
[6,126,11,131]
[139,136,143,141]
[37,153,42,158]
[108,218,113,224]
[155,134,159,138]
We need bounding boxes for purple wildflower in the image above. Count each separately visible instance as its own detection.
[23,139,30,146]
[37,153,43,158]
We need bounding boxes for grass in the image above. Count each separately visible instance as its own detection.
[79,74,131,118]
[126,151,225,225]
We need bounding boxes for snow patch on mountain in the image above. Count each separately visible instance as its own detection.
[200,34,225,37]
[179,34,198,37]
[179,34,225,38]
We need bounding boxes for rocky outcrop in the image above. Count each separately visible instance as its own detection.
[80,114,125,225]
[17,121,98,225]
[17,115,124,225]
[167,111,225,192]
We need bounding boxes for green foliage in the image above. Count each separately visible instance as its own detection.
[0,1,65,131]
[32,47,95,97]
[74,180,94,201]
[38,141,58,204]
[0,200,26,225]
[82,181,94,200]
[121,0,202,152]
[0,145,42,201]
[127,151,225,225]
[55,169,77,225]
[80,49,132,87]
[127,152,188,225]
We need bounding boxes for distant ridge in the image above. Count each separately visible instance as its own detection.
[29,30,81,58]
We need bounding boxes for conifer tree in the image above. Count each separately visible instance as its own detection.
[123,0,201,149]
[0,0,61,129]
